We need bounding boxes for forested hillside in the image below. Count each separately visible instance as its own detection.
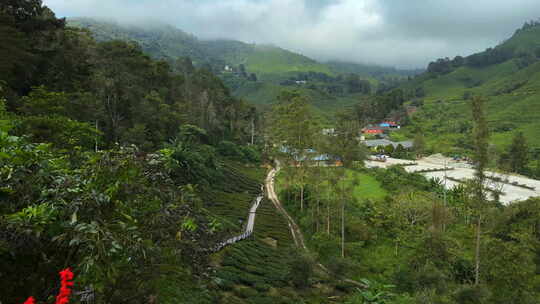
[400,21,540,154]
[1,2,381,303]
[5,1,540,303]
[68,17,333,79]
[68,18,414,112]
[68,17,214,67]
[0,2,320,303]
[327,61,422,81]
[3,13,257,150]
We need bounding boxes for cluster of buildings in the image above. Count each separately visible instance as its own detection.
[363,139,413,149]
[361,121,400,135]
[359,121,414,151]
[278,120,413,166]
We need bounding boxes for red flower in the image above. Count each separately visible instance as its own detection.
[59,268,74,282]
[21,268,75,304]
[23,297,35,304]
[55,268,74,304]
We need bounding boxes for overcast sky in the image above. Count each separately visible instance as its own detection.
[43,0,540,69]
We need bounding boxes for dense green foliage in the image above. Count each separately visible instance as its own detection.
[0,2,299,303]
[68,17,414,114]
[1,133,209,302]
[68,17,211,65]
[353,89,407,124]
[278,165,540,303]
[5,2,540,303]
[0,3,358,303]
[2,9,257,151]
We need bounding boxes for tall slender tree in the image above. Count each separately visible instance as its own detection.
[508,131,529,174]
[325,110,367,168]
[269,90,320,212]
[471,96,489,285]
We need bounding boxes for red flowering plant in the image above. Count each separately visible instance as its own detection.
[55,268,74,304]
[23,297,35,304]
[22,268,74,304]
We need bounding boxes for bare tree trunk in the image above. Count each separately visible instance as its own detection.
[311,205,315,232]
[105,94,121,143]
[474,214,481,285]
[341,182,346,258]
[471,96,489,287]
[326,203,330,235]
[95,120,99,152]
[443,160,447,232]
[229,108,235,134]
[316,197,320,233]
[300,184,304,212]
[341,199,345,258]
[251,117,255,145]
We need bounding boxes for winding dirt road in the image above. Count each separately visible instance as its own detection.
[265,161,367,288]
[266,161,307,250]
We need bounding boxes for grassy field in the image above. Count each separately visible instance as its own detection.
[275,167,387,202]
[343,170,388,201]
[245,44,334,76]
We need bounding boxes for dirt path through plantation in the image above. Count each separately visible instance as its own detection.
[265,161,306,250]
[265,161,367,289]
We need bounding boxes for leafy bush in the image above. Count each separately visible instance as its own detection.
[234,286,258,298]
[162,136,222,185]
[0,134,218,302]
[218,140,261,163]
[287,253,314,289]
[452,285,492,304]
[240,145,261,163]
[344,279,398,304]
[218,140,244,158]
[15,115,99,150]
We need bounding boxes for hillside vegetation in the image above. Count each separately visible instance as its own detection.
[202,40,334,77]
[269,92,540,304]
[2,3,354,303]
[68,18,332,78]
[69,18,203,60]
[68,18,416,111]
[399,21,540,156]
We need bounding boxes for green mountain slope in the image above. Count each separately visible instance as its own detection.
[68,17,210,64]
[202,40,333,77]
[400,21,540,153]
[327,60,422,79]
[67,17,406,111]
[68,18,332,77]
[498,22,540,55]
[233,81,363,117]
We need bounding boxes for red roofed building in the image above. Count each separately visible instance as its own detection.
[362,127,384,134]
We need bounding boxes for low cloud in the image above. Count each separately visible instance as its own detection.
[44,0,540,68]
